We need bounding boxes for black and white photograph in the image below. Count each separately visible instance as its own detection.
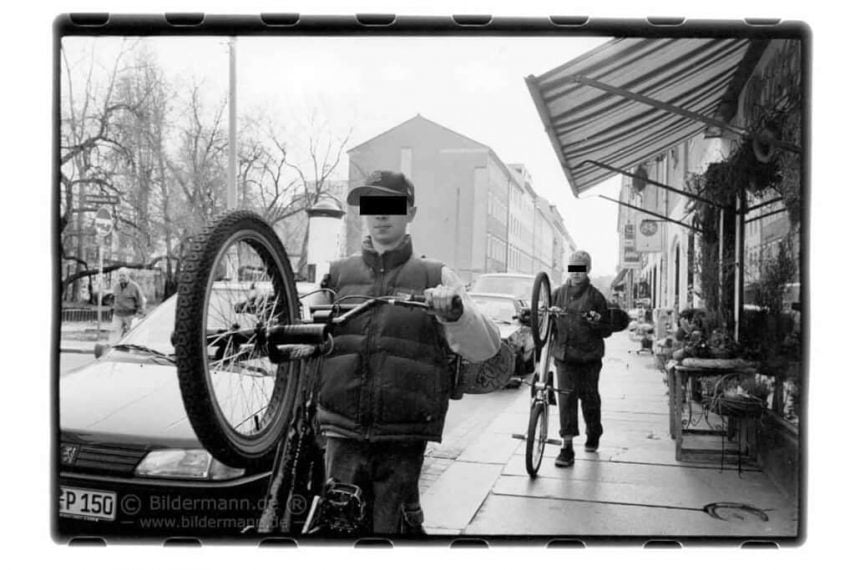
[52,15,807,546]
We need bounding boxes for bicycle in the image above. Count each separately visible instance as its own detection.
[514,272,630,477]
[513,272,564,477]
[172,210,468,536]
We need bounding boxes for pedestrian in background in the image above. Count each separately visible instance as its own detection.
[317,170,500,534]
[549,250,612,467]
[110,267,146,343]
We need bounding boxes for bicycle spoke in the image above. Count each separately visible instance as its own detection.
[200,236,286,437]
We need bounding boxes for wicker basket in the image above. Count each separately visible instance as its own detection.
[711,395,766,418]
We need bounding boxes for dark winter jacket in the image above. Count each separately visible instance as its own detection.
[549,278,611,364]
[317,235,454,442]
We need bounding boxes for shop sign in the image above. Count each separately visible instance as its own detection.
[621,223,642,268]
[637,219,663,252]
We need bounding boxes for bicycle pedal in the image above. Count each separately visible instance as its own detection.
[511,433,526,441]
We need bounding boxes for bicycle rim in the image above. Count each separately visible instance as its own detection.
[525,401,546,477]
[175,211,300,467]
[531,272,551,352]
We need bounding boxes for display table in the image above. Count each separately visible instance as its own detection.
[667,359,759,465]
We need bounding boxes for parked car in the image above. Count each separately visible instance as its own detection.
[58,285,278,539]
[469,273,536,303]
[468,293,535,386]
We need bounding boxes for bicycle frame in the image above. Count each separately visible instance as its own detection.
[253,293,454,536]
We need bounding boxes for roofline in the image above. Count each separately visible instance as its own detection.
[347,113,491,155]
[346,112,575,244]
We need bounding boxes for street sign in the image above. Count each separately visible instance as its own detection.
[84,194,120,206]
[94,207,113,237]
[637,219,663,253]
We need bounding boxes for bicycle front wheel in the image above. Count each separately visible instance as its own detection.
[525,399,548,477]
[174,210,301,468]
[530,272,551,353]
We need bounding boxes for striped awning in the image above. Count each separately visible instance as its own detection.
[526,37,756,196]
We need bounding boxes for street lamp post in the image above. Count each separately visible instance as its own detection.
[227,37,237,211]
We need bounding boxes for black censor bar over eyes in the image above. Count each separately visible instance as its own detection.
[567,264,588,273]
[359,196,408,215]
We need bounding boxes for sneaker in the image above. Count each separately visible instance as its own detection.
[584,435,600,452]
[555,446,575,467]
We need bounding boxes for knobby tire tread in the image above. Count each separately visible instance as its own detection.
[174,210,298,469]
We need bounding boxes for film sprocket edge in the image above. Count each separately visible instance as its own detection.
[54,14,808,546]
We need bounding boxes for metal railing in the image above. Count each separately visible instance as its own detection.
[61,307,113,323]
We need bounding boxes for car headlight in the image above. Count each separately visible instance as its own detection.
[135,449,245,480]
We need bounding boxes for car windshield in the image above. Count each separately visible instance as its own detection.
[470,276,534,299]
[118,288,273,357]
[471,296,517,324]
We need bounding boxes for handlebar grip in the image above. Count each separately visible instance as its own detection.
[411,294,463,312]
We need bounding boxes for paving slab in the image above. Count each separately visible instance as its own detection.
[503,451,761,483]
[465,493,791,537]
[490,473,796,530]
[421,461,504,532]
[457,430,524,464]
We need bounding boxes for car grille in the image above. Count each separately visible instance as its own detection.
[64,443,148,476]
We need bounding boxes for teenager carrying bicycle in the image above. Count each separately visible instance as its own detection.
[316,170,500,534]
[549,250,613,467]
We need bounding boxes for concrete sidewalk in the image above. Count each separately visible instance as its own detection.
[419,331,799,540]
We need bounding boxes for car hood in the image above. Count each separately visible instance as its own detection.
[497,322,522,339]
[60,360,198,447]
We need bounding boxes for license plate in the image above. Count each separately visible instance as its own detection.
[59,487,117,521]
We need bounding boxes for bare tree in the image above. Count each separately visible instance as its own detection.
[274,110,351,276]
[168,83,229,235]
[235,109,351,277]
[60,38,150,300]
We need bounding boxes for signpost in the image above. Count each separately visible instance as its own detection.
[93,207,114,339]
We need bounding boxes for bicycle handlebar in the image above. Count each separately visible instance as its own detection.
[311,294,462,325]
[208,294,464,364]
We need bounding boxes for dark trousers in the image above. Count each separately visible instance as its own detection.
[324,437,427,534]
[555,359,603,440]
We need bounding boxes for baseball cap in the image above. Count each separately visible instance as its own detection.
[347,170,415,207]
[568,250,592,271]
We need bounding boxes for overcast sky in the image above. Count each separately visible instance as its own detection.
[63,34,624,276]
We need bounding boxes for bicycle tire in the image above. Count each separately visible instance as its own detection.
[174,210,300,468]
[530,272,551,353]
[525,399,548,477]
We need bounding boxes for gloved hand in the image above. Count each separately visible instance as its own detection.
[583,310,602,324]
